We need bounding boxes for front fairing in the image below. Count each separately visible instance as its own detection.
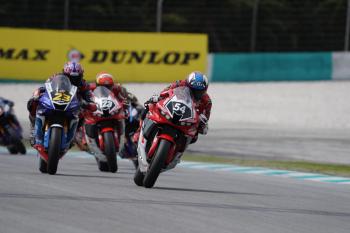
[149,86,199,137]
[65,97,80,113]
[39,92,55,111]
[92,86,125,120]
[148,105,198,138]
[38,75,80,117]
[38,93,79,118]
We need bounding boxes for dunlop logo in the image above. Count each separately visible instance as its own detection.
[89,50,200,65]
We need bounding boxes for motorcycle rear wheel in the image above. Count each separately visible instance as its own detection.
[47,127,62,175]
[103,131,117,173]
[143,139,171,188]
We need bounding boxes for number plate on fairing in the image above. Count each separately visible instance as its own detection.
[101,99,115,111]
[165,98,193,120]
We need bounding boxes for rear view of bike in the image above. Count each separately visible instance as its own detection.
[36,75,80,175]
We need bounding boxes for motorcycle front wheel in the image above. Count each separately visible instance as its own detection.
[47,127,62,175]
[39,158,48,173]
[98,161,110,172]
[134,167,144,186]
[143,139,171,188]
[103,131,117,173]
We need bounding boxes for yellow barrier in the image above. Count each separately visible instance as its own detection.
[0,27,208,82]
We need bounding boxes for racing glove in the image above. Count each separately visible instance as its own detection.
[149,93,161,103]
[32,87,46,100]
[81,100,97,111]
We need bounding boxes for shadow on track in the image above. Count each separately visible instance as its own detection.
[1,192,349,217]
[55,173,127,179]
[154,186,267,196]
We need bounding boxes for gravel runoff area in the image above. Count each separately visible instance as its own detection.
[1,81,350,163]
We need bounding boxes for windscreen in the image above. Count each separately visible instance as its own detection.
[93,86,112,98]
[165,86,194,121]
[49,75,72,92]
[172,86,193,106]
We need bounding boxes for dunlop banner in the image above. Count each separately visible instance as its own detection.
[0,27,208,82]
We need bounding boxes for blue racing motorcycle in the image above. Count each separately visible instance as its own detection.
[35,74,80,174]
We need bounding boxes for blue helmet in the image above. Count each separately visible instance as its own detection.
[186,71,209,100]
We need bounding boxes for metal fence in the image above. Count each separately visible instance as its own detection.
[0,0,349,52]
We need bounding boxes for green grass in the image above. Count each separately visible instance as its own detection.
[183,153,350,177]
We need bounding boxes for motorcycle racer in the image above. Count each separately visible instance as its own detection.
[88,72,144,160]
[88,72,128,104]
[0,97,26,154]
[0,97,22,131]
[27,61,95,149]
[135,71,211,144]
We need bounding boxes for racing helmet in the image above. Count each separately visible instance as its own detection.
[96,72,114,90]
[63,61,84,86]
[186,71,209,101]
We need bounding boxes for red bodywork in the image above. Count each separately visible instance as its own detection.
[145,88,199,165]
[78,91,126,152]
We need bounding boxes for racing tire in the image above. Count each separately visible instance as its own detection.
[15,140,26,154]
[6,145,18,154]
[103,131,117,173]
[134,167,145,186]
[39,158,48,173]
[47,127,62,175]
[143,139,171,188]
[98,161,110,172]
[132,159,139,169]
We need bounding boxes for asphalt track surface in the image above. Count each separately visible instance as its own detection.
[1,152,350,233]
[190,125,350,164]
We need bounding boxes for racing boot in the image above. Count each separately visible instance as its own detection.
[29,115,36,146]
[118,138,137,159]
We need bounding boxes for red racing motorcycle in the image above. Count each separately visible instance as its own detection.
[134,86,200,188]
[75,86,126,173]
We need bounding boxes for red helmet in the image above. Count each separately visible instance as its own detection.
[96,72,114,90]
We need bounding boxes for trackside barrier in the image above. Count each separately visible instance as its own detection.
[332,52,350,80]
[0,27,208,82]
[210,53,333,82]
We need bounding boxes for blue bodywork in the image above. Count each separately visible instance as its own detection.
[35,78,80,153]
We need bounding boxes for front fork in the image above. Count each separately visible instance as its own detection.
[98,121,125,153]
[34,114,78,150]
[137,128,180,173]
[137,127,149,172]
[83,121,124,161]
